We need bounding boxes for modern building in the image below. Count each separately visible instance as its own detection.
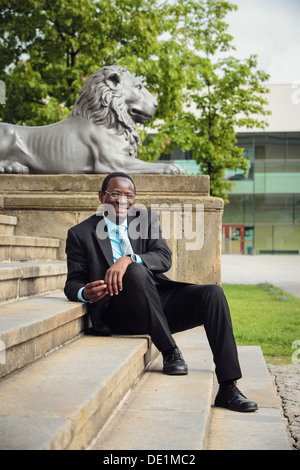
[157,84,300,255]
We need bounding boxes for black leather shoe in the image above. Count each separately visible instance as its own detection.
[162,347,188,375]
[214,381,258,412]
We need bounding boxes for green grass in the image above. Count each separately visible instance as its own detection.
[222,284,300,365]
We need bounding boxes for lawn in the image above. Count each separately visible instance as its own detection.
[222,283,300,365]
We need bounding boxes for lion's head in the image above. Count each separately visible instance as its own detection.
[68,65,158,157]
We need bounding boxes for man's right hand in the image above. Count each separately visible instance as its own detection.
[83,280,108,303]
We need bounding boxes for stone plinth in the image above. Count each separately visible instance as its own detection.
[0,175,223,284]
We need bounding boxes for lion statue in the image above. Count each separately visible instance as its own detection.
[0,65,184,175]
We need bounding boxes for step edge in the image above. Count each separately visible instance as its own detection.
[0,335,153,450]
[0,215,18,226]
[0,297,87,349]
[0,235,60,247]
[0,261,67,280]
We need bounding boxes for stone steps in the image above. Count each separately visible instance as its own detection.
[0,214,18,236]
[0,214,67,303]
[0,261,67,303]
[0,235,60,262]
[90,327,215,451]
[0,333,156,450]
[0,292,87,378]
[0,213,292,451]
[0,214,60,263]
[0,288,157,450]
[0,294,291,451]
[90,329,292,451]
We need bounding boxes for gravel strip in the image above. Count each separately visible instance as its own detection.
[268,364,300,450]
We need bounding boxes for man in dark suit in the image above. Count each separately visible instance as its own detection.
[64,172,258,412]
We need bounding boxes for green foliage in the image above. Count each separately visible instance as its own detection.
[0,1,176,118]
[0,0,270,199]
[159,0,270,200]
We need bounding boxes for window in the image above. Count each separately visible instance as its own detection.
[254,133,285,160]
[287,133,300,159]
[255,194,294,223]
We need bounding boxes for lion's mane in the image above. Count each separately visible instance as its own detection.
[68,66,140,157]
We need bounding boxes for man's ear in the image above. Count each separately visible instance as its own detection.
[98,191,104,203]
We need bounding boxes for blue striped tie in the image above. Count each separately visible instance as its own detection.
[116,226,134,257]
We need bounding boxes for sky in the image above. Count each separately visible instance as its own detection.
[225,0,300,84]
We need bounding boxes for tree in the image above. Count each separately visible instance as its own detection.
[0,0,270,199]
[158,0,270,199]
[0,0,186,125]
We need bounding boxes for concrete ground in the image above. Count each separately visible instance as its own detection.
[221,254,300,450]
[221,254,300,298]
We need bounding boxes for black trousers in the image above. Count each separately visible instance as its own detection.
[100,263,242,384]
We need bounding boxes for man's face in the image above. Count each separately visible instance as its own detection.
[99,177,136,223]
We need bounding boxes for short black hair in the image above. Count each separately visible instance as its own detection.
[101,172,136,193]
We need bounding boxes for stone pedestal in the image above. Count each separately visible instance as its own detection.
[0,174,223,284]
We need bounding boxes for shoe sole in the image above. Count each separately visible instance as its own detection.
[163,368,188,375]
[214,401,258,412]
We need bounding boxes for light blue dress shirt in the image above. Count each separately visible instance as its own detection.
[78,215,143,303]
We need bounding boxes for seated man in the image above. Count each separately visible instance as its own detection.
[64,171,258,413]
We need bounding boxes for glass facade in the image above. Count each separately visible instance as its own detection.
[222,132,300,254]
[236,132,300,161]
[157,131,300,254]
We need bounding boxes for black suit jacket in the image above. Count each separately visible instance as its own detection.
[64,208,173,327]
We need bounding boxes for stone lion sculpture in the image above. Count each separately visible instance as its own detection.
[0,65,184,174]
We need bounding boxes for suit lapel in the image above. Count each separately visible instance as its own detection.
[91,215,114,267]
[127,211,145,254]
[129,233,140,255]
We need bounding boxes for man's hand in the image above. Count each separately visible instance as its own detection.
[83,257,132,301]
[104,256,133,296]
[83,280,108,303]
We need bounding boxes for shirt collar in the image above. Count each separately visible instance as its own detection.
[103,213,128,232]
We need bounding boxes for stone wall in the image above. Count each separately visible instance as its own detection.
[0,174,224,284]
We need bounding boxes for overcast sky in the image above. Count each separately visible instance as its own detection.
[226,0,300,84]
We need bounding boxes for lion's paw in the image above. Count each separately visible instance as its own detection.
[162,163,186,175]
[0,160,29,174]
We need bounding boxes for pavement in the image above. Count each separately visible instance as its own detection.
[221,254,300,450]
[221,254,300,298]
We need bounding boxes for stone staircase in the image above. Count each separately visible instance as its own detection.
[0,214,67,304]
[0,214,292,450]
